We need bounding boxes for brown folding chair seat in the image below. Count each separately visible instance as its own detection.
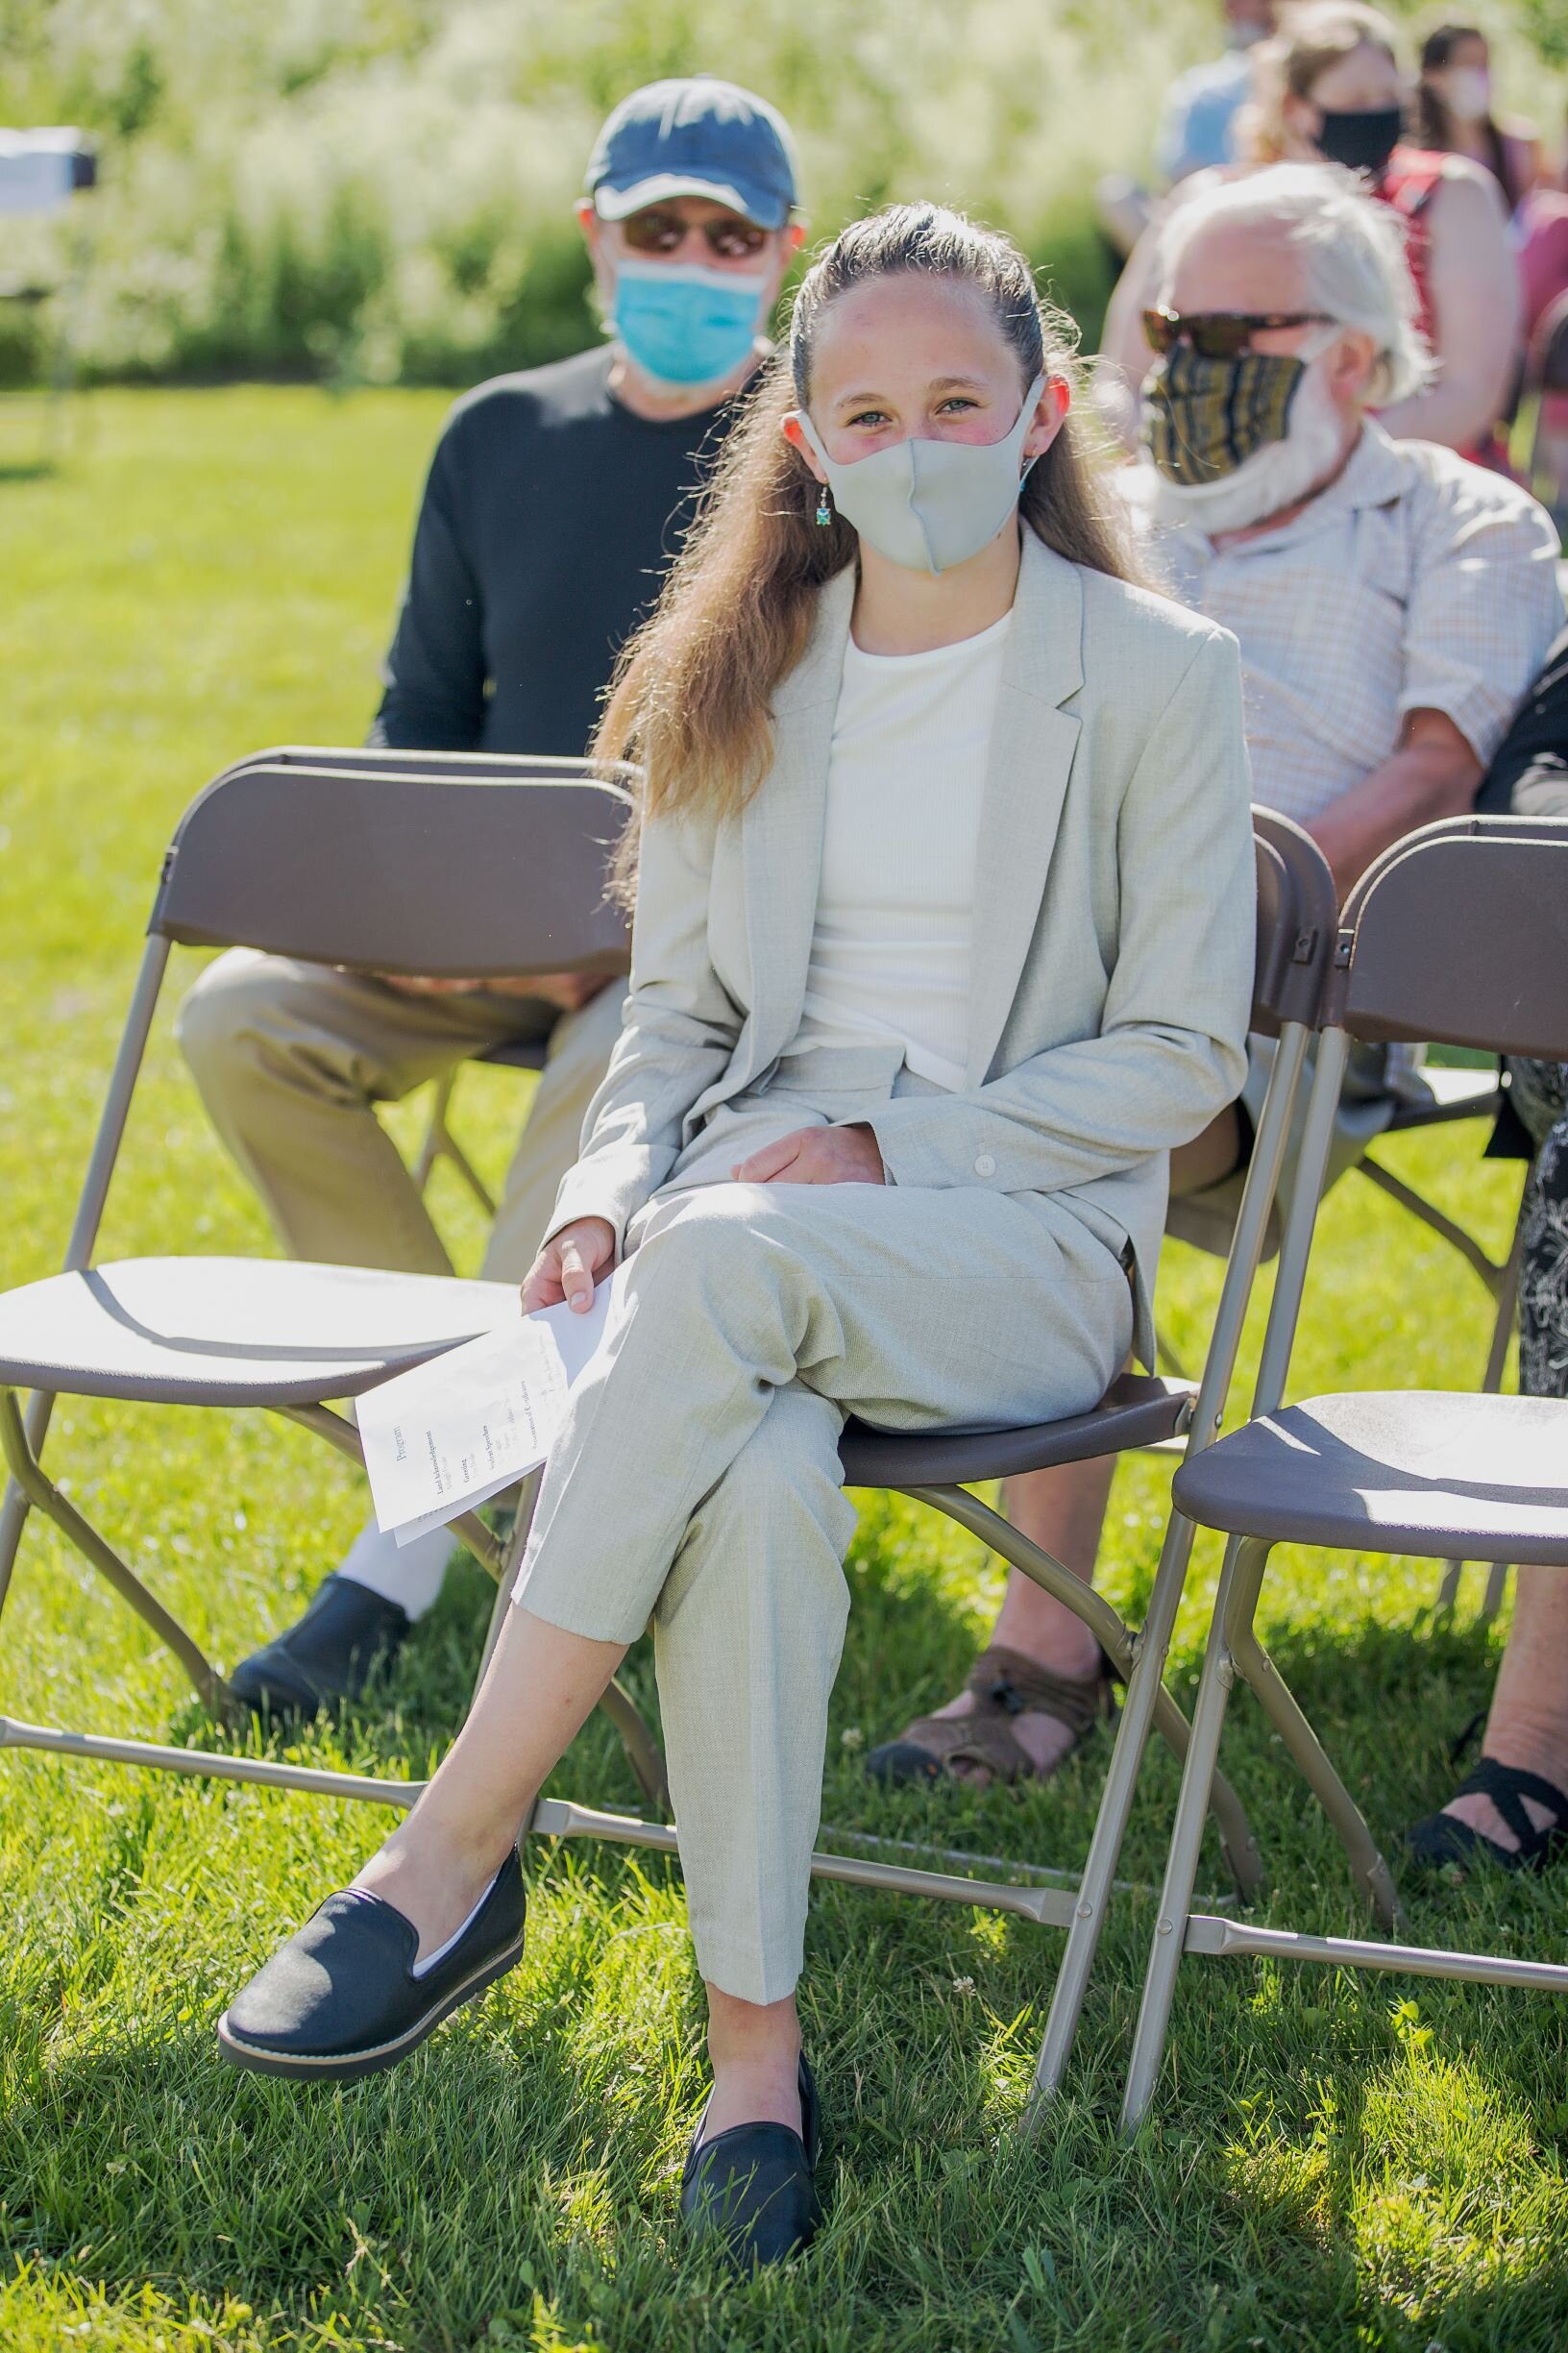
[1115,815,1568,2136]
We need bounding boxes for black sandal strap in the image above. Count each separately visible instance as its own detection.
[1456,1755,1568,1852]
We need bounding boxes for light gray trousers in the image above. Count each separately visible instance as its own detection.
[514,1063,1134,2004]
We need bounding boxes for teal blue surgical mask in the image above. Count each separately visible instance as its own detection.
[610,257,769,390]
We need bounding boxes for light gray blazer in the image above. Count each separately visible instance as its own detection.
[551,530,1257,1368]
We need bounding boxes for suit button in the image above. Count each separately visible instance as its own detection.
[974,1153,996,1178]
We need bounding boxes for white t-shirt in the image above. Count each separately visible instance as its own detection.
[792,611,1011,1091]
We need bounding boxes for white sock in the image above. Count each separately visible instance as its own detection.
[338,1520,452,1623]
[409,1872,498,1978]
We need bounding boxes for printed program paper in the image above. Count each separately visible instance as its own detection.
[356,1275,617,1545]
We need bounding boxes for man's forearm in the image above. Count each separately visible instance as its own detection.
[1309,743,1482,904]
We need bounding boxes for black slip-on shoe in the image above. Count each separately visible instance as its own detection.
[680,2053,822,2267]
[228,1575,412,1718]
[216,1848,526,2082]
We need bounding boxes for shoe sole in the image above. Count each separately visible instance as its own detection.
[214,1931,526,2083]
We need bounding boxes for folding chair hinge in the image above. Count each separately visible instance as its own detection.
[1290,925,1319,966]
[1332,929,1354,968]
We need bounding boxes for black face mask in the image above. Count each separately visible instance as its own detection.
[1312,106,1403,177]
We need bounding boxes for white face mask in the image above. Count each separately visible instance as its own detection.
[790,376,1045,576]
[1438,65,1492,125]
[1139,334,1347,536]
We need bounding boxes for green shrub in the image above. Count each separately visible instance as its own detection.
[0,0,1561,385]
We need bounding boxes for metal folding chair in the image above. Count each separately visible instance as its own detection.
[0,801,1320,2048]
[1116,814,1568,2135]
[186,746,623,1221]
[0,752,670,1808]
[1353,1066,1523,1620]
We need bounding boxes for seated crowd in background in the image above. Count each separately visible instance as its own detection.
[1101,3,1522,462]
[176,55,1568,1880]
[869,159,1568,1874]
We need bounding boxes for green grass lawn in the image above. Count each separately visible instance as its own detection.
[1,387,1566,2353]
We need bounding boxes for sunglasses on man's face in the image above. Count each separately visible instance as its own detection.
[1141,306,1335,358]
[621,208,772,262]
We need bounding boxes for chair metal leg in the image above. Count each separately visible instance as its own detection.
[0,1386,236,1720]
[1026,1512,1242,2120]
[1436,1201,1523,1611]
[1024,1024,1319,2120]
[412,1069,498,1216]
[469,1462,670,1812]
[411,1071,457,1193]
[1223,1538,1401,1932]
[440,1131,499,1218]
[472,1467,539,1695]
[0,1390,52,1619]
[278,1400,506,1580]
[1357,1157,1509,1296]
[910,1483,1260,1900]
[1118,1532,1263,2133]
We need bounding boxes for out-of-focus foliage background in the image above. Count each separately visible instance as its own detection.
[2,0,1564,391]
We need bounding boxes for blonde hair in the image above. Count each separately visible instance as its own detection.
[1241,3,1403,163]
[595,203,1146,869]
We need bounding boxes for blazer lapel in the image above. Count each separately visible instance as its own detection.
[736,564,855,1082]
[965,537,1085,1088]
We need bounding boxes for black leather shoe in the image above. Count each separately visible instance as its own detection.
[216,1849,526,2081]
[228,1575,412,1717]
[680,2053,821,2266]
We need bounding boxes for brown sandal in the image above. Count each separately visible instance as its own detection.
[865,1644,1115,1788]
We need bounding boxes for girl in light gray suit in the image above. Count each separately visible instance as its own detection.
[219,206,1257,2263]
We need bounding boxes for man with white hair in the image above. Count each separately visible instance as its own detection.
[870,162,1564,1802]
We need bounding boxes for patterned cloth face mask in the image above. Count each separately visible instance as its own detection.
[1141,332,1335,486]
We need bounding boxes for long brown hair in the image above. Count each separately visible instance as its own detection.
[595,202,1147,865]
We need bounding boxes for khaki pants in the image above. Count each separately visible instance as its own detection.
[177,951,625,1282]
[514,1063,1134,2004]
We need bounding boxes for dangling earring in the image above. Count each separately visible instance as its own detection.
[815,485,832,527]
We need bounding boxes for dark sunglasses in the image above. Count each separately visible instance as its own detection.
[1141,306,1336,358]
[621,208,772,262]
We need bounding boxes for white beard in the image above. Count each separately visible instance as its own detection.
[1139,360,1352,537]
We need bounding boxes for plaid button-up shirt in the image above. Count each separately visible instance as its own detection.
[1138,423,1564,825]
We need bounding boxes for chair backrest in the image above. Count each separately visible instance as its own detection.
[1325,816,1568,1062]
[151,757,633,977]
[212,745,641,788]
[1249,806,1340,1039]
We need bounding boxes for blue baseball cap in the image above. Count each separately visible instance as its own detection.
[586,77,798,231]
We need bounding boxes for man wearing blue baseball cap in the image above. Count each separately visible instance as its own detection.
[180,77,804,1715]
